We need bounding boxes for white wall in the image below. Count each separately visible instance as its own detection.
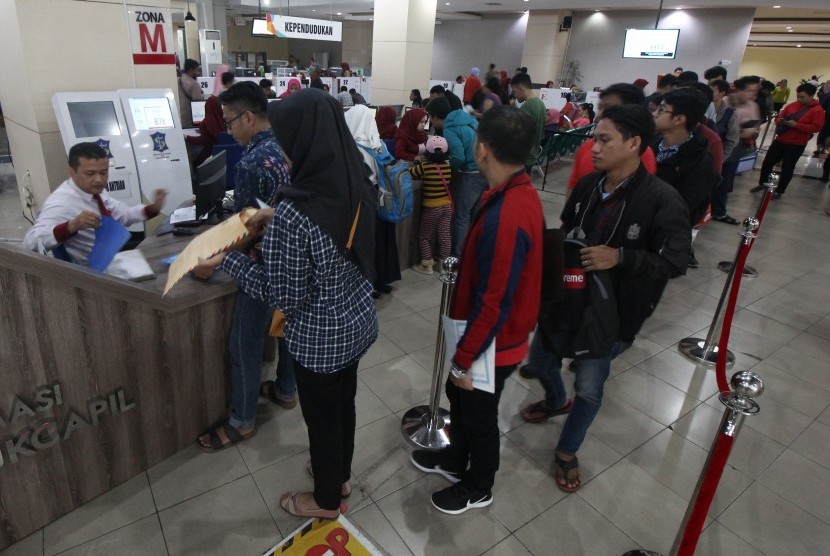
[564,9,754,93]
[430,14,529,81]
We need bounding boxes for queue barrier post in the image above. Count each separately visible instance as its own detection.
[401,256,459,450]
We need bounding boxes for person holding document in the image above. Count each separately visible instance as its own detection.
[409,106,543,515]
[22,142,167,266]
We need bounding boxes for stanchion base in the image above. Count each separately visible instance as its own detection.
[717,261,758,278]
[678,337,735,368]
[401,405,451,450]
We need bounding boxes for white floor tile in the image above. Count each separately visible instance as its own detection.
[694,522,764,556]
[0,530,43,556]
[759,449,830,524]
[360,355,432,413]
[235,402,309,473]
[379,313,439,355]
[585,395,665,455]
[481,535,532,556]
[57,515,166,556]
[791,421,830,470]
[349,503,414,556]
[606,367,701,426]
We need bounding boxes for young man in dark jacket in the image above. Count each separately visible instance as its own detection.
[519,105,690,493]
[410,106,544,514]
[752,83,826,199]
[653,88,720,268]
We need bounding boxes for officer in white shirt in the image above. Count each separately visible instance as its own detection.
[23,142,167,266]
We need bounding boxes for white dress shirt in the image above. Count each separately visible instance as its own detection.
[23,178,148,266]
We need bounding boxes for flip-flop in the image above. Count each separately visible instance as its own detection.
[306,460,352,499]
[279,492,347,519]
[553,453,581,493]
[521,400,573,424]
[198,423,256,452]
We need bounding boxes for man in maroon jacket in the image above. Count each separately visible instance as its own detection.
[753,83,826,199]
[410,106,544,515]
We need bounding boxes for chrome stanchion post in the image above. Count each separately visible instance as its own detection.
[668,370,764,556]
[678,217,759,367]
[718,172,777,278]
[401,256,459,450]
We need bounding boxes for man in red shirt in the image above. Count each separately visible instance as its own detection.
[752,83,826,199]
[410,106,543,515]
[567,83,657,194]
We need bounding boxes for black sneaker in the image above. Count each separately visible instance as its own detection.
[772,192,782,200]
[749,185,765,193]
[410,450,462,484]
[518,364,537,379]
[688,254,700,269]
[431,482,493,515]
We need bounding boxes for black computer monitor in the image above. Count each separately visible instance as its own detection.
[195,150,227,221]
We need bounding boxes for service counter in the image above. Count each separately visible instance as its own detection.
[0,232,236,549]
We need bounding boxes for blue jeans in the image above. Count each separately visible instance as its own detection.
[451,171,489,257]
[228,290,296,430]
[530,333,631,455]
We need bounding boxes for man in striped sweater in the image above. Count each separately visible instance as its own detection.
[410,106,544,515]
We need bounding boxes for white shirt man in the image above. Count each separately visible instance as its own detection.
[23,142,166,266]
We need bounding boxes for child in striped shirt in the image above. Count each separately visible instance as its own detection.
[409,136,453,275]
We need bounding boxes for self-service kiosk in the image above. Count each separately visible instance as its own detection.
[52,92,143,231]
[117,89,192,214]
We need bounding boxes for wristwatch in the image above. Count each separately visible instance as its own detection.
[450,362,467,380]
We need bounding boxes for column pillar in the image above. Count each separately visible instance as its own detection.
[370,0,436,105]
[0,0,177,213]
[520,10,571,85]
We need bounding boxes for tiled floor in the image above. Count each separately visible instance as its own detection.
[2,146,830,555]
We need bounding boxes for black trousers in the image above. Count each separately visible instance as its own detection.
[294,359,359,510]
[444,365,516,491]
[759,140,807,195]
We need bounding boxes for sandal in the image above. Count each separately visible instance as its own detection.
[520,399,573,424]
[553,453,581,493]
[260,380,297,409]
[198,423,256,452]
[306,461,352,499]
[279,492,347,519]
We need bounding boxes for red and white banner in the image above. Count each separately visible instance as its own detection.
[128,6,176,65]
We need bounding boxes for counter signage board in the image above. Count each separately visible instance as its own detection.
[127,6,176,65]
[267,14,342,42]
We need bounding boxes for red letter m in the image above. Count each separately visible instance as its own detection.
[139,23,166,53]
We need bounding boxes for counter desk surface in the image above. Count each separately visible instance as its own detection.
[0,231,237,550]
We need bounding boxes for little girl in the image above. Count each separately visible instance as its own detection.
[408,136,452,275]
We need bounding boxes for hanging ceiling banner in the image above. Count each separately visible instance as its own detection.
[267,14,342,42]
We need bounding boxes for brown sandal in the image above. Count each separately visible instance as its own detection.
[553,453,581,493]
[521,400,573,424]
[279,492,347,519]
[198,423,256,452]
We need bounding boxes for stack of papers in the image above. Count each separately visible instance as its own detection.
[105,250,155,281]
[170,206,207,225]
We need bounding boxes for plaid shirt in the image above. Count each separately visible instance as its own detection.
[233,129,290,211]
[587,176,631,246]
[221,199,378,373]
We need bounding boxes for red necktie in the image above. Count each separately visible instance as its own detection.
[93,194,112,217]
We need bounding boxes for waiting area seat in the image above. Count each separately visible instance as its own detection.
[537,124,596,191]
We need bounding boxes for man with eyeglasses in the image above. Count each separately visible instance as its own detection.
[652,88,720,268]
[195,81,296,452]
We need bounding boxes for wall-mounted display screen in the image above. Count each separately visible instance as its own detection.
[128,97,175,130]
[67,101,121,137]
[623,29,680,59]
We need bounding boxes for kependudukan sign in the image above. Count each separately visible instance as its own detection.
[128,6,176,64]
[267,14,342,42]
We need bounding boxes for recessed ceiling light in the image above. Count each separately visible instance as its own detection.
[445,1,450,4]
[773,5,781,7]
[675,7,682,10]
[312,9,315,11]
[336,12,342,15]
[797,44,802,47]
[788,29,793,32]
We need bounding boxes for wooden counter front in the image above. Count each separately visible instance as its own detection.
[0,236,236,549]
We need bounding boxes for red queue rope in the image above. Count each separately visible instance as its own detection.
[755,186,774,225]
[713,239,752,392]
[675,432,735,556]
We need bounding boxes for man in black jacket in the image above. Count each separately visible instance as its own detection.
[519,105,690,493]
[653,88,720,268]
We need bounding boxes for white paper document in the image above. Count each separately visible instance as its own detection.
[442,315,496,393]
[169,206,208,225]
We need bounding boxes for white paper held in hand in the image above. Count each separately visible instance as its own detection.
[442,315,496,393]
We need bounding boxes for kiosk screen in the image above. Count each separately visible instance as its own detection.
[68,101,121,137]
[129,97,175,130]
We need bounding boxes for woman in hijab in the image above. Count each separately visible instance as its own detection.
[195,89,378,519]
[186,65,234,167]
[278,77,302,99]
[340,62,352,77]
[394,108,428,161]
[345,105,402,297]
[375,106,398,140]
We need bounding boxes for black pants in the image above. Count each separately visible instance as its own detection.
[444,365,516,491]
[294,358,359,510]
[759,140,806,195]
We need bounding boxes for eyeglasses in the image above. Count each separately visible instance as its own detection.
[223,112,248,129]
[655,105,674,115]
